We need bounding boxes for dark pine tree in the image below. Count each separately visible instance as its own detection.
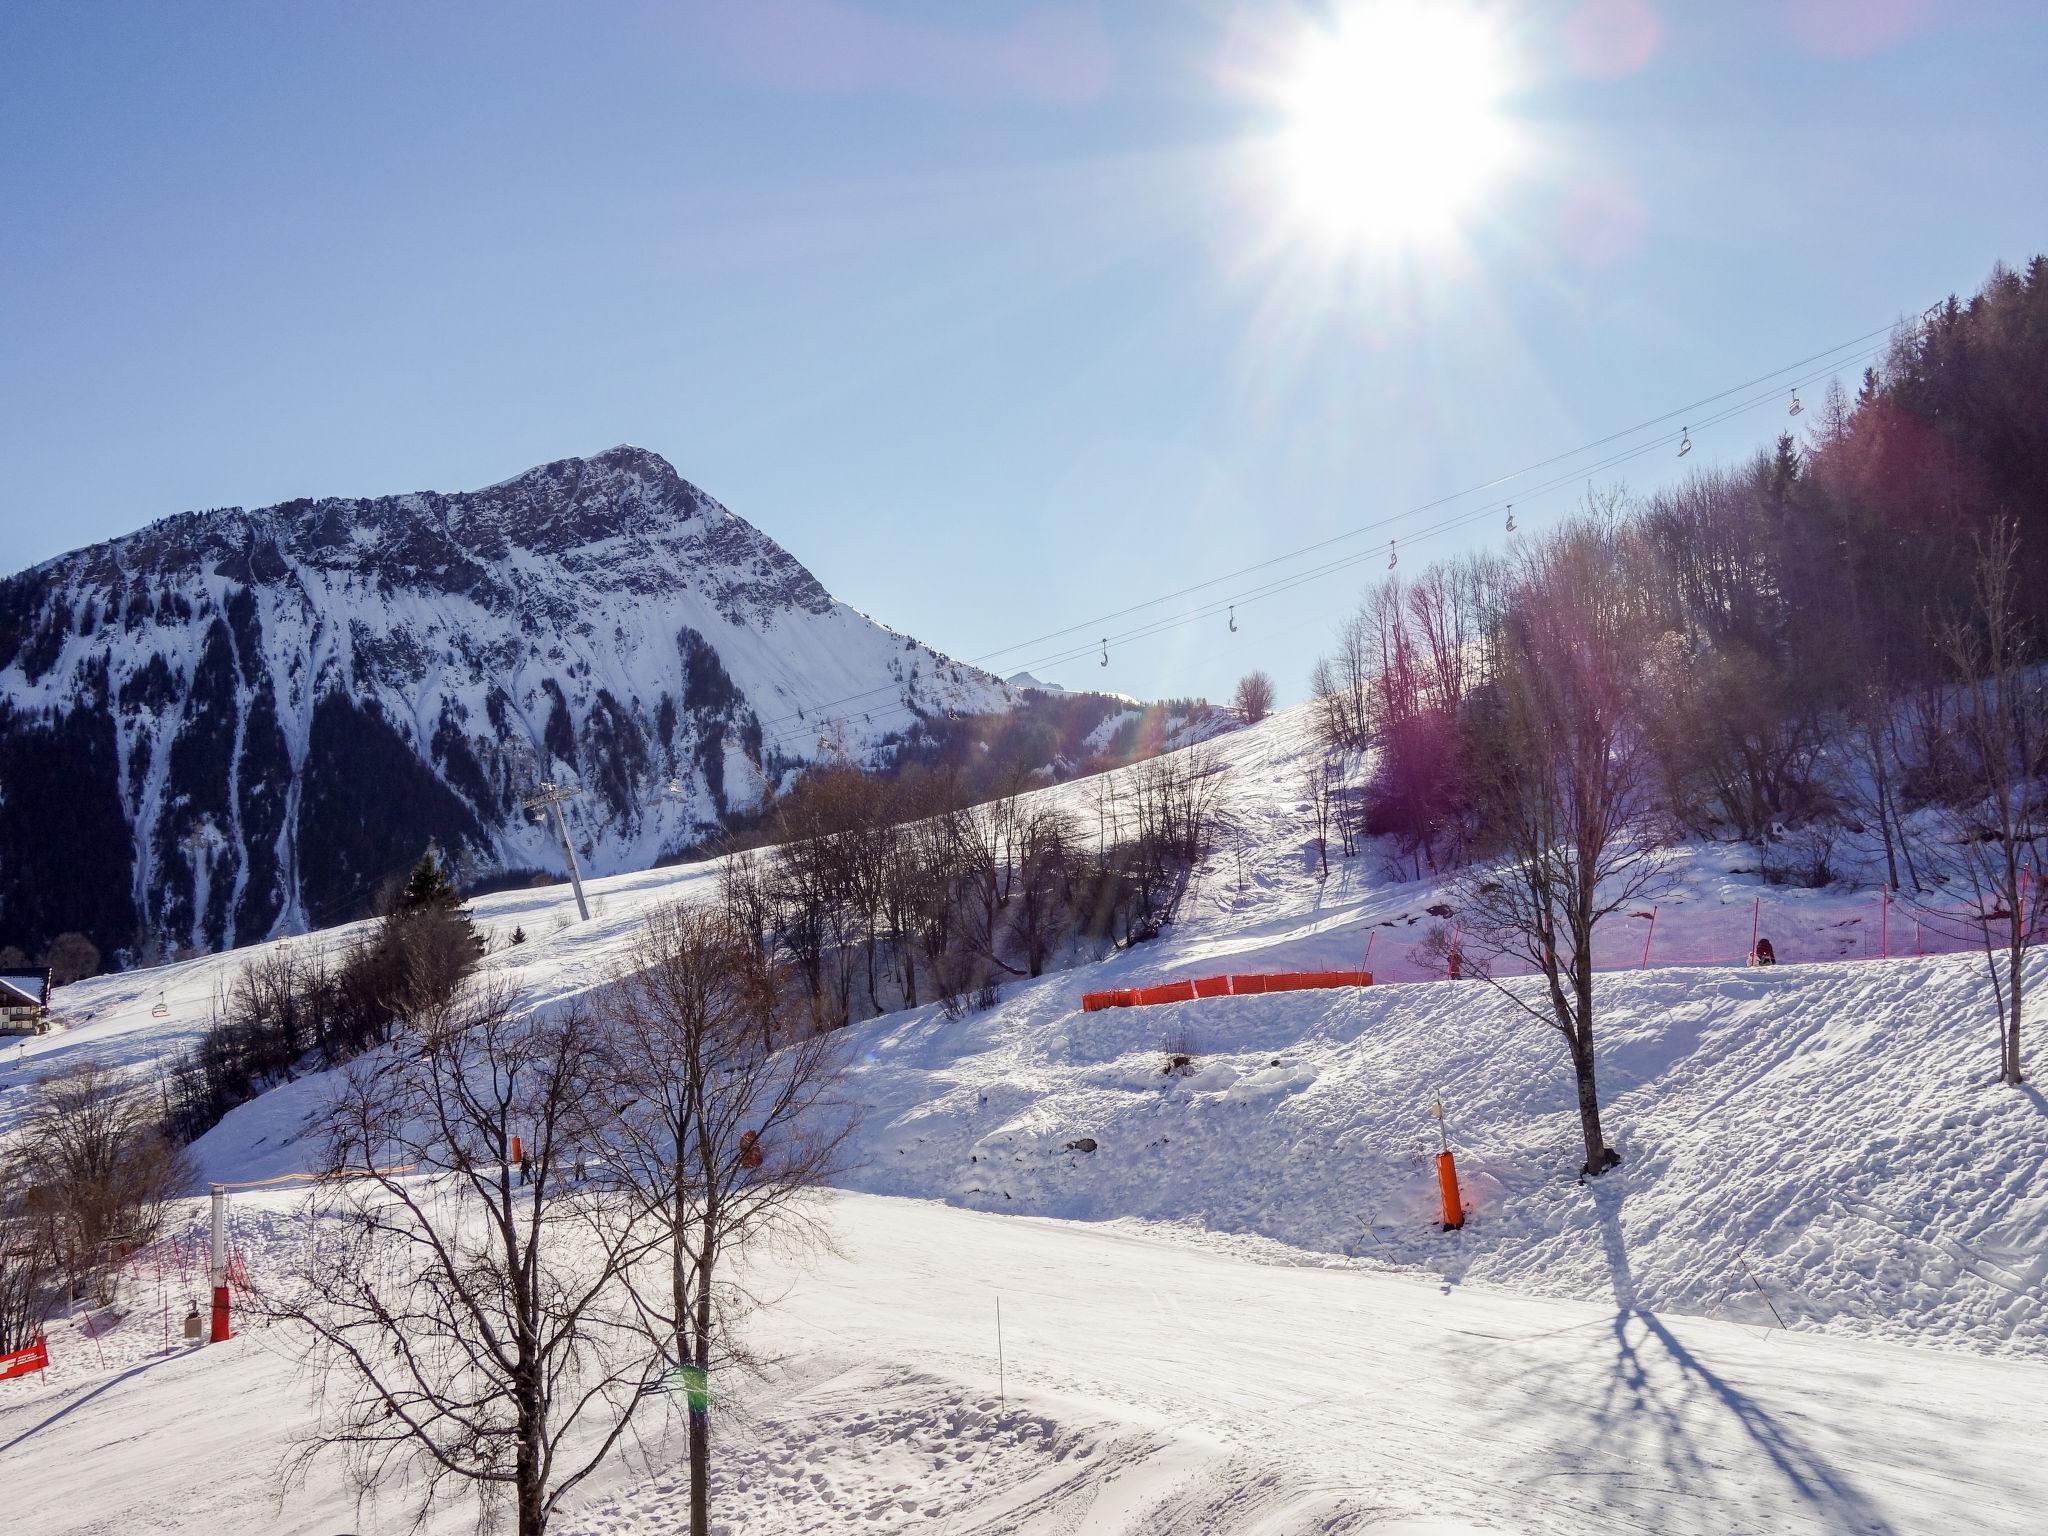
[396,848,463,915]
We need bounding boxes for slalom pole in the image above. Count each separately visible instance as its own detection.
[1881,886,1890,958]
[1750,897,1761,965]
[996,1297,1006,1413]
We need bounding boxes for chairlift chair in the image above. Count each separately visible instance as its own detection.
[1504,504,1516,534]
[1677,427,1692,458]
[1228,605,1238,633]
[1388,537,1398,570]
[1099,638,1109,668]
[1788,388,1804,417]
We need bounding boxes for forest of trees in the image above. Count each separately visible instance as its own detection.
[1306,256,2048,1130]
[718,748,1226,1029]
[1316,257,2048,876]
[160,850,487,1143]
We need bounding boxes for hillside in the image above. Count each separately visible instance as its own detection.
[4,705,2046,1533]
[10,706,2042,1354]
[0,445,1014,958]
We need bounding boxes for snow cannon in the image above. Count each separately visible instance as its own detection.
[209,1186,233,1342]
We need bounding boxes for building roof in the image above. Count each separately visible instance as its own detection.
[0,969,50,1009]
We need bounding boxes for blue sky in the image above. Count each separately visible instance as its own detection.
[3,1,2044,705]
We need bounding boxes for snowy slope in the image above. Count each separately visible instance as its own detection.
[5,704,2048,1531]
[3,1191,2045,1536]
[0,444,1014,956]
[9,705,2043,1360]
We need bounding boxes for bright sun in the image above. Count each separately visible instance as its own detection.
[1269,1,1517,253]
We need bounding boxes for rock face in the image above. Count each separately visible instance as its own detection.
[0,445,1011,957]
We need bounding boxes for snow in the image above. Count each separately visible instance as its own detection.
[2,446,1019,949]
[4,703,2047,1529]
[5,1192,2045,1534]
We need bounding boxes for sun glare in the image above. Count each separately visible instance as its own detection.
[1267,1,1518,254]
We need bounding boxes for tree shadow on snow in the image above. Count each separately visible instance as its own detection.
[1471,1195,1899,1534]
[1577,1197,1898,1534]
[0,1349,184,1456]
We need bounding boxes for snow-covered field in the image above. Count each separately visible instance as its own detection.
[4,705,2046,1531]
[6,1193,2045,1534]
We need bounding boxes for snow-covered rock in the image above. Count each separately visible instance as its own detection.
[0,445,1013,954]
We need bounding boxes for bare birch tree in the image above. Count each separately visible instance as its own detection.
[1451,525,1670,1175]
[595,904,852,1536]
[1933,517,2043,1086]
[276,985,657,1536]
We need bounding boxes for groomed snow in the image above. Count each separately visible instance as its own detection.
[4,1193,2045,1534]
[3,705,2045,1530]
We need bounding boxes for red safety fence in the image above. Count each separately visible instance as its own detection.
[1082,970,1372,1012]
[0,1334,49,1381]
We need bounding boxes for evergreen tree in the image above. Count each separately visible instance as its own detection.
[396,848,463,915]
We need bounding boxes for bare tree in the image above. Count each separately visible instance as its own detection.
[595,904,851,1536]
[1304,759,1336,881]
[1308,609,1374,753]
[0,1151,61,1352]
[1452,525,1669,1176]
[276,985,656,1536]
[43,931,100,986]
[16,1060,193,1301]
[1932,517,2043,1086]
[1013,804,1081,977]
[1233,670,1276,725]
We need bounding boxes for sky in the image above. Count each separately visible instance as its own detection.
[3,1,2045,707]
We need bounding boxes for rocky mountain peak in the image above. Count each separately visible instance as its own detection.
[0,448,1014,960]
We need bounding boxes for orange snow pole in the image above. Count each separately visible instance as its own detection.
[510,1134,524,1165]
[1430,1099,1464,1230]
[1436,1152,1465,1231]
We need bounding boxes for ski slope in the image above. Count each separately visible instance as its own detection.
[3,705,2046,1530]
[3,1192,2044,1535]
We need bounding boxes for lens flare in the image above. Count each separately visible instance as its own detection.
[1261,1,1521,255]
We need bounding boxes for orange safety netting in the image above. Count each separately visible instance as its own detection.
[1081,971,1372,1012]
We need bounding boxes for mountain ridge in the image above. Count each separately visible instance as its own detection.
[0,446,1014,959]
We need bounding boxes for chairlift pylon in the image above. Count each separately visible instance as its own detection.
[1677,427,1692,458]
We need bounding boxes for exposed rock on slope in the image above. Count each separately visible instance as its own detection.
[0,445,1011,955]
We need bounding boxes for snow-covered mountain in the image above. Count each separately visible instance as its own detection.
[0,445,1013,957]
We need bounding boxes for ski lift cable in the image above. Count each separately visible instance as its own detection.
[751,338,1890,757]
[943,320,1903,667]
[1000,349,1873,666]
[758,321,1899,742]
[748,333,1894,752]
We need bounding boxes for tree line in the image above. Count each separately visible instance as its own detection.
[716,747,1226,1028]
[1306,255,2048,1169]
